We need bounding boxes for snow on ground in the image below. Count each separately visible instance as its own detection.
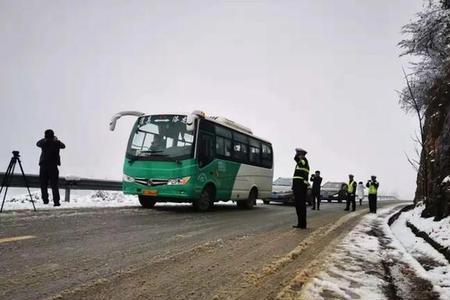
[0,190,252,211]
[1,191,138,210]
[300,205,447,300]
[300,210,389,300]
[400,203,450,249]
[391,208,450,298]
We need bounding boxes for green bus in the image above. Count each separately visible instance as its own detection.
[110,110,273,211]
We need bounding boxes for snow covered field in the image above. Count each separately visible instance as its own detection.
[300,205,449,300]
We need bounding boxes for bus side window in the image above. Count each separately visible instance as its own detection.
[216,136,232,158]
[216,136,225,156]
[224,139,232,157]
[249,139,261,165]
[232,141,248,163]
[261,143,273,168]
[198,132,215,168]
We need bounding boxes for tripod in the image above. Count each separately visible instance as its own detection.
[0,151,36,212]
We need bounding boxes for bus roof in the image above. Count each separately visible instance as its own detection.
[140,112,272,145]
[205,116,272,144]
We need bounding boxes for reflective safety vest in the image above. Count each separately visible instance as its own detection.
[293,159,310,185]
[347,180,355,193]
[368,182,378,195]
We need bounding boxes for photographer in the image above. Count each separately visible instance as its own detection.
[36,129,65,206]
[310,170,322,210]
[366,176,379,213]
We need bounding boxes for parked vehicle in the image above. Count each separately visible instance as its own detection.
[264,177,293,204]
[264,177,313,206]
[320,181,347,203]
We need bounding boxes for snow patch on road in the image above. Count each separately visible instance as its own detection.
[300,212,386,300]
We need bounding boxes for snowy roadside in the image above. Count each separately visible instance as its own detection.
[297,204,449,300]
[390,206,450,298]
[1,191,138,210]
[0,191,247,211]
[398,203,450,250]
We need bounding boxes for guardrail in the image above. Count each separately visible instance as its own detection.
[377,196,400,201]
[0,173,122,202]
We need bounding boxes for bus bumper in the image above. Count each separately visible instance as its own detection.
[122,181,197,201]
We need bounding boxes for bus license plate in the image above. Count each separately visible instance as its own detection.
[143,190,158,196]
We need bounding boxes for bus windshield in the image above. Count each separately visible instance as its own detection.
[127,114,195,161]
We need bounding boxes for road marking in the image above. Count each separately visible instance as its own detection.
[0,235,36,244]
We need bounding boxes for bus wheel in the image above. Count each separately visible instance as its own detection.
[138,196,157,208]
[194,186,214,212]
[238,189,257,209]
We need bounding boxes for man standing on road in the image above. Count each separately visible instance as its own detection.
[357,181,365,206]
[345,174,357,211]
[292,148,310,229]
[37,129,65,206]
[310,170,322,210]
[366,176,379,213]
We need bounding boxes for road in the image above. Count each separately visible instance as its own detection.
[0,201,405,300]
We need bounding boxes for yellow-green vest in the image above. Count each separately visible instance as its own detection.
[347,180,355,193]
[368,182,378,195]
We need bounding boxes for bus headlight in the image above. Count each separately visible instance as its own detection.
[123,174,135,183]
[167,176,191,185]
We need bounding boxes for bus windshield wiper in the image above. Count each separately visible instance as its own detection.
[139,150,163,154]
[128,151,178,163]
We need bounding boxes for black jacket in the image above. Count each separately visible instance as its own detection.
[310,175,322,194]
[37,138,66,167]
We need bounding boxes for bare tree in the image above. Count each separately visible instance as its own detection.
[401,68,429,203]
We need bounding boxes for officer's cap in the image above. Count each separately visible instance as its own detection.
[295,148,307,154]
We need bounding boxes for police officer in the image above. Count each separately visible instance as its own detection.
[345,174,357,211]
[310,170,322,210]
[366,176,379,213]
[36,129,66,206]
[292,148,310,229]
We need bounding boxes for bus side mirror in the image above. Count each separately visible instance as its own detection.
[186,110,205,132]
[186,114,197,132]
[109,111,145,131]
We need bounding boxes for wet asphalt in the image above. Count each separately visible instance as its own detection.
[0,200,397,300]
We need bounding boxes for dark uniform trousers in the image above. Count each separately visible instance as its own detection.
[346,194,356,211]
[312,191,321,210]
[293,182,307,228]
[39,165,60,203]
[368,194,377,213]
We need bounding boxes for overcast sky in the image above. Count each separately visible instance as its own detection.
[0,0,424,199]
